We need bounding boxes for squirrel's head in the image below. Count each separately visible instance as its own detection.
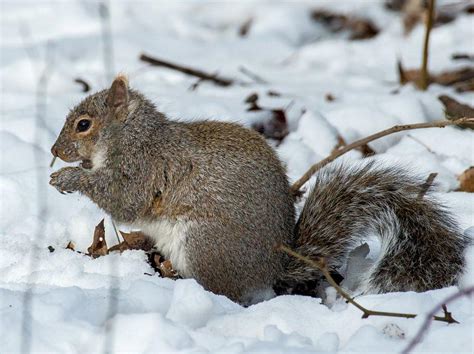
[51,75,133,167]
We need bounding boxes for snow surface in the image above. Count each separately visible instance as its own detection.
[1,0,473,353]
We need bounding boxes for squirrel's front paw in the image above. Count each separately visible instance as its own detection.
[49,167,82,194]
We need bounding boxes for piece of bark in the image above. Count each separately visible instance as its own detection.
[87,219,108,258]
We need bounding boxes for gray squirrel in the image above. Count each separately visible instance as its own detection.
[50,75,468,304]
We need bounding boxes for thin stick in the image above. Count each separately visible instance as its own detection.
[110,219,122,244]
[74,78,91,92]
[139,53,235,87]
[402,286,473,354]
[419,0,436,90]
[238,66,269,84]
[278,245,458,323]
[417,172,438,199]
[290,117,474,194]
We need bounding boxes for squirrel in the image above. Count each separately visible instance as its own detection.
[50,75,468,305]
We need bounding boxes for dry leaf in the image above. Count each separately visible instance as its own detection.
[438,95,474,129]
[459,167,474,193]
[66,241,75,251]
[332,135,346,154]
[386,0,474,34]
[398,60,474,92]
[311,9,379,40]
[87,219,108,258]
[108,241,130,253]
[160,260,178,279]
[120,230,155,251]
[246,93,289,143]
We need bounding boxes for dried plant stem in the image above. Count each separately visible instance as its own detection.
[139,53,235,87]
[278,245,458,324]
[110,219,122,244]
[290,117,474,194]
[402,286,473,354]
[417,172,438,199]
[419,0,436,90]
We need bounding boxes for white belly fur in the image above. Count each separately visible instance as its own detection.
[133,218,191,277]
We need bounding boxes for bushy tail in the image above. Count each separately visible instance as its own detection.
[280,162,469,294]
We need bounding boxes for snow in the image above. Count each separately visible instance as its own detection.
[1,0,473,353]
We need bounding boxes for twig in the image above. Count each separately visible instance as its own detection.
[238,66,269,84]
[290,117,474,195]
[402,286,473,354]
[139,53,235,87]
[110,219,122,244]
[50,156,57,168]
[417,172,438,199]
[74,78,91,92]
[238,17,253,37]
[278,245,459,324]
[419,0,436,90]
[406,134,434,153]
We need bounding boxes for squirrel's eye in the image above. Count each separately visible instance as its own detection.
[76,119,91,132]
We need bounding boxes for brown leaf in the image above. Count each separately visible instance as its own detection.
[331,135,346,154]
[357,144,376,157]
[387,0,474,34]
[251,109,289,143]
[398,60,474,92]
[438,95,474,129]
[108,241,131,253]
[459,167,474,193]
[87,219,108,258]
[311,9,379,40]
[120,230,155,251]
[160,260,178,279]
[66,241,75,251]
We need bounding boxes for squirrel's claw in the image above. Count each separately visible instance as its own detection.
[49,167,81,194]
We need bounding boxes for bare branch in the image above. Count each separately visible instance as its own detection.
[139,53,235,87]
[290,117,474,195]
[278,244,459,324]
[402,286,473,354]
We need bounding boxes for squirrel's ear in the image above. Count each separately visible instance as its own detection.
[107,74,129,112]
